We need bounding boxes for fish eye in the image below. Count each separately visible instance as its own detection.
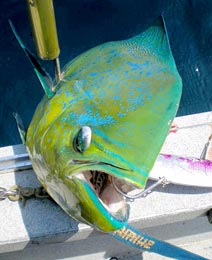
[73,126,92,153]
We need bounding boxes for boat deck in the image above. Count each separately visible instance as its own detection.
[1,112,212,259]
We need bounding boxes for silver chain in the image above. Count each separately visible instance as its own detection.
[0,185,50,205]
[0,187,17,201]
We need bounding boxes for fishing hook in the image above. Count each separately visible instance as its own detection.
[112,177,168,202]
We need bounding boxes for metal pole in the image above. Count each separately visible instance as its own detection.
[26,0,61,81]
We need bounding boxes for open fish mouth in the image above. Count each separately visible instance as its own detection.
[73,169,144,221]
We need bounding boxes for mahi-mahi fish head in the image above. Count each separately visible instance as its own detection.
[26,17,182,232]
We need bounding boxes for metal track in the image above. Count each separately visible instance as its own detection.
[0,153,32,173]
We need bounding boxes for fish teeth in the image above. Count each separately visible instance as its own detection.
[90,170,108,195]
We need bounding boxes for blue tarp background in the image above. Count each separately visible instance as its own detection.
[1,0,212,146]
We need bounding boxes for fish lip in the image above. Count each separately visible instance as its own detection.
[69,159,131,171]
[66,160,146,189]
[72,171,130,223]
[65,162,133,223]
[64,160,146,227]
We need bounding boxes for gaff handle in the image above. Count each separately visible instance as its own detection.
[26,0,60,60]
[111,225,208,260]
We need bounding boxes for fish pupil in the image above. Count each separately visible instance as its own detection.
[73,129,84,153]
[73,126,92,153]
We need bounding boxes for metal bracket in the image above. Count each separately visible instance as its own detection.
[207,209,212,224]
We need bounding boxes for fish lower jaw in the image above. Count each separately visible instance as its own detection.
[73,170,128,219]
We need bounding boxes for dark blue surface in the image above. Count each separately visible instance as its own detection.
[1,0,212,146]
[112,224,208,259]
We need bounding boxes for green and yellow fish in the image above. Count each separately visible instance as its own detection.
[11,17,182,232]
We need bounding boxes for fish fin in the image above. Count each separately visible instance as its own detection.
[13,113,26,145]
[130,16,172,60]
[9,20,55,98]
